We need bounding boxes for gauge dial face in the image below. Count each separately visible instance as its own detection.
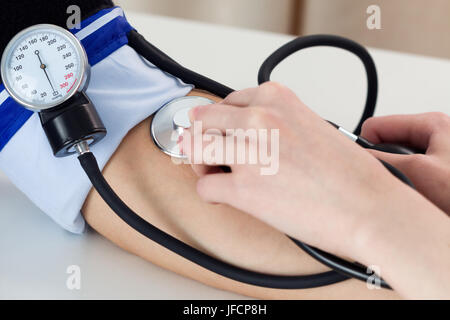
[1,24,88,111]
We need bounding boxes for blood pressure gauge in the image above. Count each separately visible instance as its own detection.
[1,24,89,111]
[1,24,105,157]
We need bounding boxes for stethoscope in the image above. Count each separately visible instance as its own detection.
[1,24,420,290]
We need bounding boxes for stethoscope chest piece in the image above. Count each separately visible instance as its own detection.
[150,96,214,159]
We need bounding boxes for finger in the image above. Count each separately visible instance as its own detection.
[368,150,445,208]
[182,131,229,166]
[188,141,233,177]
[252,81,301,109]
[190,163,224,177]
[361,113,450,150]
[368,148,408,165]
[221,87,259,107]
[182,129,255,176]
[367,149,427,176]
[189,103,252,132]
[196,173,235,204]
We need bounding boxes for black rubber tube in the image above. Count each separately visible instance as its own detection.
[127,30,234,99]
[292,239,390,289]
[78,152,347,289]
[258,34,378,135]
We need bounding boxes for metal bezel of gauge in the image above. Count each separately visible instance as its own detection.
[0,24,90,112]
[1,23,105,157]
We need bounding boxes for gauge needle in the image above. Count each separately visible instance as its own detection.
[35,50,56,93]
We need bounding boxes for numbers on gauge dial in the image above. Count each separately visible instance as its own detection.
[6,30,81,106]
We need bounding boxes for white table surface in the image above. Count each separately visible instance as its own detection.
[1,11,449,300]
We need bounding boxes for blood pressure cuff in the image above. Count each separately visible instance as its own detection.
[0,7,193,233]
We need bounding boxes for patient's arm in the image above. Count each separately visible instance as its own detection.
[81,89,399,299]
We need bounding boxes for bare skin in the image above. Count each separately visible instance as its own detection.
[82,89,399,299]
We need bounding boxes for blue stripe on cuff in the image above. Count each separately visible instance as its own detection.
[0,84,34,152]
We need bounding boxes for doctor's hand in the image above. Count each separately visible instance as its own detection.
[182,83,450,299]
[181,82,442,259]
[361,112,450,215]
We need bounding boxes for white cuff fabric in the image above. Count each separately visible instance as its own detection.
[0,7,193,233]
